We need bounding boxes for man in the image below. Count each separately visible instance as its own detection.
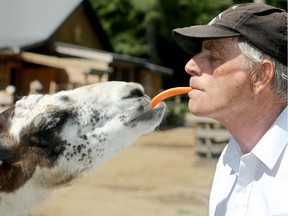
[172,3,287,216]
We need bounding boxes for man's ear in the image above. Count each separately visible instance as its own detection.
[0,144,15,163]
[252,60,274,95]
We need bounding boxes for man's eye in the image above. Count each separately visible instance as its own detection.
[209,55,220,61]
[209,49,222,59]
[209,52,222,61]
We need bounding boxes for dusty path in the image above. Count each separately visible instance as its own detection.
[31,127,217,216]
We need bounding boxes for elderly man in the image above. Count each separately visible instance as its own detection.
[172,3,287,216]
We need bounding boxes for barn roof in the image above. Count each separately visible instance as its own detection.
[0,0,112,51]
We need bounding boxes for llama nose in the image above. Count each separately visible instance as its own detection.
[123,88,145,99]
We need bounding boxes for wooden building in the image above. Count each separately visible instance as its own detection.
[0,0,172,105]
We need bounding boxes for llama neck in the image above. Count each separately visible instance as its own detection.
[0,179,51,216]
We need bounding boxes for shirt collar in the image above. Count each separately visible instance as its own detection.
[223,106,288,173]
[252,106,288,170]
[223,137,242,173]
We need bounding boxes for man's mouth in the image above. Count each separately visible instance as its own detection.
[190,86,204,91]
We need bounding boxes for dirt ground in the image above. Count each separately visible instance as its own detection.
[31,127,217,216]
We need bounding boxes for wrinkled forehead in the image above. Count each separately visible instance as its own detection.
[202,37,238,51]
[201,37,242,60]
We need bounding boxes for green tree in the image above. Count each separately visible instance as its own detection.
[233,0,287,10]
[90,0,233,87]
[90,0,286,87]
[90,0,232,61]
[90,0,148,56]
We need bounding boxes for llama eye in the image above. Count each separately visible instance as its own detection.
[123,88,144,99]
[32,109,71,133]
[30,135,49,147]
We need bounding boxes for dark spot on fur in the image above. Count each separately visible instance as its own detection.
[80,135,88,140]
[124,121,137,128]
[93,132,107,143]
[137,105,144,112]
[119,114,127,122]
[60,95,70,102]
[77,145,82,153]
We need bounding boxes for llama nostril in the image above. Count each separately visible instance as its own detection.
[123,88,144,99]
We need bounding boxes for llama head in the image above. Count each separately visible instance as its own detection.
[0,81,165,192]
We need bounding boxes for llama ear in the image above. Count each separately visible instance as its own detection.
[0,144,15,163]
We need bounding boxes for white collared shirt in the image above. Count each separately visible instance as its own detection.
[209,107,288,216]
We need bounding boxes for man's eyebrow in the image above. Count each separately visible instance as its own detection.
[203,40,224,51]
[202,41,212,50]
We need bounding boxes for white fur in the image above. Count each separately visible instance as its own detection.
[0,81,166,216]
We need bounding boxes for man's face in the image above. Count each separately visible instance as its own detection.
[185,38,255,121]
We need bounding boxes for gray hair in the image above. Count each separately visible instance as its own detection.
[236,38,287,102]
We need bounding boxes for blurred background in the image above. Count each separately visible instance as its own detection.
[0,0,286,215]
[90,0,286,89]
[0,0,285,122]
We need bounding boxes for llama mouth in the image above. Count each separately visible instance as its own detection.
[130,102,166,122]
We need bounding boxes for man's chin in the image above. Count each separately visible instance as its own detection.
[188,104,210,118]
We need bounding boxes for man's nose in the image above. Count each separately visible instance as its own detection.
[185,57,202,76]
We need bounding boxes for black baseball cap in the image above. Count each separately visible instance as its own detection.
[173,3,287,66]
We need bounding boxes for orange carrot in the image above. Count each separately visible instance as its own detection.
[151,87,192,108]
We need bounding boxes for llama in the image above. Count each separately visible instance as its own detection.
[0,81,166,216]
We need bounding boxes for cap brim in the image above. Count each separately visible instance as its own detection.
[172,25,240,55]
